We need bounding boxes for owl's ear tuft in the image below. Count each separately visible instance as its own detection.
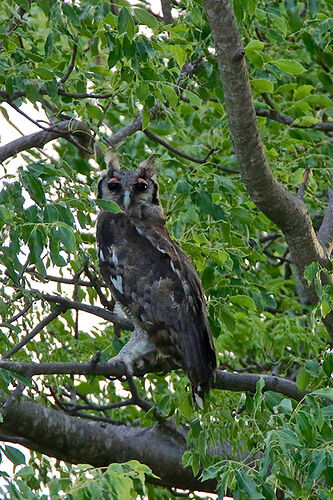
[105,151,120,175]
[137,157,157,180]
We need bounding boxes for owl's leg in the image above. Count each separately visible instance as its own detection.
[112,325,156,374]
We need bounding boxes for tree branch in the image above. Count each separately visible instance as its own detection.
[256,108,333,132]
[0,397,218,493]
[0,119,92,163]
[144,129,217,164]
[161,0,173,24]
[60,43,78,84]
[2,305,66,359]
[203,0,333,333]
[0,357,305,401]
[26,290,133,331]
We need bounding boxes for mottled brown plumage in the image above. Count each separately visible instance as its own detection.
[96,155,216,407]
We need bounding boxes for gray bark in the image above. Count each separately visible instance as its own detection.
[0,397,219,492]
[203,0,333,334]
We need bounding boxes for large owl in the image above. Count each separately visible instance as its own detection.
[96,155,216,407]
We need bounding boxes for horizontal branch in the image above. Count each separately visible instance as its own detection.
[0,119,92,163]
[0,88,115,101]
[0,397,217,493]
[256,108,333,132]
[0,358,305,401]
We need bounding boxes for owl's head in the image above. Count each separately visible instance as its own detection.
[97,154,163,218]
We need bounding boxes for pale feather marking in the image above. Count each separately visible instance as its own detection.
[110,275,123,294]
[99,249,105,262]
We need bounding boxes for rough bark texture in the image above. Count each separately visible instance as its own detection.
[203,0,333,334]
[0,120,91,163]
[0,397,219,492]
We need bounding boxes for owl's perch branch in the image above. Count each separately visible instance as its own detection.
[203,0,333,335]
[0,358,305,401]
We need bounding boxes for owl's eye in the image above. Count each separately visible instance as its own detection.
[134,178,148,192]
[108,178,121,191]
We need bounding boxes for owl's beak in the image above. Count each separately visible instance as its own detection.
[122,189,131,210]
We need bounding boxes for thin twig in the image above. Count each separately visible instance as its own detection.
[6,100,49,130]
[297,167,311,199]
[60,44,78,84]
[17,288,133,330]
[2,305,66,359]
[144,129,218,164]
[256,108,333,132]
[7,301,32,324]
[84,264,114,310]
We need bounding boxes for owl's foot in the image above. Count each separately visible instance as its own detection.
[111,326,156,375]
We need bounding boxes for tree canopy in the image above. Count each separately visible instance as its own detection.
[0,0,332,498]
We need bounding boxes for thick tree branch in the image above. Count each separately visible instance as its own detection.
[203,0,333,333]
[161,0,173,24]
[0,397,218,493]
[0,120,92,163]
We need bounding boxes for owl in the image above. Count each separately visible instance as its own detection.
[96,155,216,407]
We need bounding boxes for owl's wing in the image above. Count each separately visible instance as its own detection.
[133,218,216,393]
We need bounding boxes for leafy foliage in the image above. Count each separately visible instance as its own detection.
[0,0,332,498]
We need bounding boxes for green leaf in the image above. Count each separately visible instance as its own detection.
[184,89,201,107]
[20,171,45,206]
[94,199,124,213]
[235,470,264,499]
[296,367,310,392]
[142,105,150,130]
[3,446,26,466]
[312,388,333,401]
[58,226,76,253]
[134,8,159,30]
[273,59,306,75]
[34,67,55,80]
[169,45,186,68]
[62,3,80,27]
[304,359,320,377]
[294,84,314,100]
[245,40,265,52]
[251,79,274,93]
[162,85,178,107]
[229,295,256,309]
[304,261,320,284]
[86,104,103,121]
[220,304,235,333]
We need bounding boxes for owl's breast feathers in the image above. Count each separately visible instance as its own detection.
[97,210,216,401]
